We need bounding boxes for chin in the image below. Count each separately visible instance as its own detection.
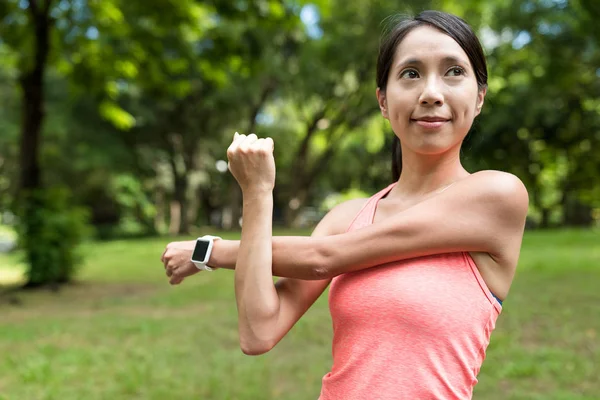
[409,139,463,156]
[416,147,452,156]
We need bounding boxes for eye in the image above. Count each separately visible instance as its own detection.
[446,66,465,77]
[400,69,419,79]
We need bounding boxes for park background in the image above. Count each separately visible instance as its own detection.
[0,0,599,399]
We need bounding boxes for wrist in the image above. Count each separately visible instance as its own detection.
[207,239,222,269]
[207,239,238,271]
[241,187,273,199]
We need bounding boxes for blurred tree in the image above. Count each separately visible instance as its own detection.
[114,0,306,232]
[0,0,86,287]
[467,0,600,226]
[1,0,598,255]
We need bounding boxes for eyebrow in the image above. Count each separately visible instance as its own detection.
[396,55,470,69]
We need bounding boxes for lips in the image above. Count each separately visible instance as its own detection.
[412,117,450,130]
[413,116,450,122]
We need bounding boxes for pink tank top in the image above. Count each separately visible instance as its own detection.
[319,183,502,400]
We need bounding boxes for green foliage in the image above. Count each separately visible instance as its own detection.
[108,174,157,238]
[15,188,90,287]
[1,0,599,238]
[320,187,371,212]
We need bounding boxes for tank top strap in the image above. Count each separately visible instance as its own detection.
[346,182,397,232]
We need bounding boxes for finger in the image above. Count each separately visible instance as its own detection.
[233,131,246,143]
[258,138,272,153]
[161,248,167,263]
[239,133,258,151]
[166,268,173,277]
[227,132,246,159]
[167,261,176,275]
[235,132,247,144]
[170,275,183,285]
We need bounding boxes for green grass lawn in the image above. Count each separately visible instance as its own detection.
[0,229,598,400]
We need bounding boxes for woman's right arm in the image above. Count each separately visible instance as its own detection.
[236,198,366,355]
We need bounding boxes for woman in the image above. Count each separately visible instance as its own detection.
[162,10,529,399]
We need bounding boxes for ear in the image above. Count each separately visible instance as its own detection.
[376,87,389,119]
[475,86,487,116]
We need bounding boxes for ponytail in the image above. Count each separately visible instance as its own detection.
[391,135,402,181]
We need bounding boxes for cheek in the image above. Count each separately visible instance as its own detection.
[448,88,479,119]
[388,88,415,118]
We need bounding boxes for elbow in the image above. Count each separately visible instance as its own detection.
[310,240,333,280]
[239,338,275,356]
[236,304,280,355]
[312,264,331,280]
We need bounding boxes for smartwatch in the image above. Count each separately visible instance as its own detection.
[191,235,222,271]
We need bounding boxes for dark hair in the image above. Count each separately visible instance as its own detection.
[376,10,488,181]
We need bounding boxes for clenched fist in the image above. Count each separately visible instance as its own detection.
[227,132,275,193]
[161,240,199,285]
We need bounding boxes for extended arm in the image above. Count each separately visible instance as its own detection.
[210,171,528,279]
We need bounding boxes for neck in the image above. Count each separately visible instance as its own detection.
[390,144,469,198]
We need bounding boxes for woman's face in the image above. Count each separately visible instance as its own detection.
[377,26,486,156]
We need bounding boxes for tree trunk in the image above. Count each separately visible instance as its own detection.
[168,201,181,236]
[197,186,214,227]
[19,1,52,191]
[225,184,242,230]
[172,173,190,235]
[165,132,192,235]
[20,1,55,288]
[561,191,593,227]
[282,188,309,228]
[154,187,166,233]
[19,74,43,191]
[539,207,551,229]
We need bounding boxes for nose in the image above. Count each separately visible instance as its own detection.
[418,76,444,106]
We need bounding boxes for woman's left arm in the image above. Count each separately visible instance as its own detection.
[310,170,529,278]
[164,171,528,283]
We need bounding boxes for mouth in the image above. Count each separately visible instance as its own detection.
[411,116,450,129]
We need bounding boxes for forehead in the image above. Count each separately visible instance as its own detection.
[394,25,469,63]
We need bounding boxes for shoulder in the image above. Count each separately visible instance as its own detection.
[458,170,529,224]
[468,170,528,193]
[466,170,529,207]
[312,197,370,237]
